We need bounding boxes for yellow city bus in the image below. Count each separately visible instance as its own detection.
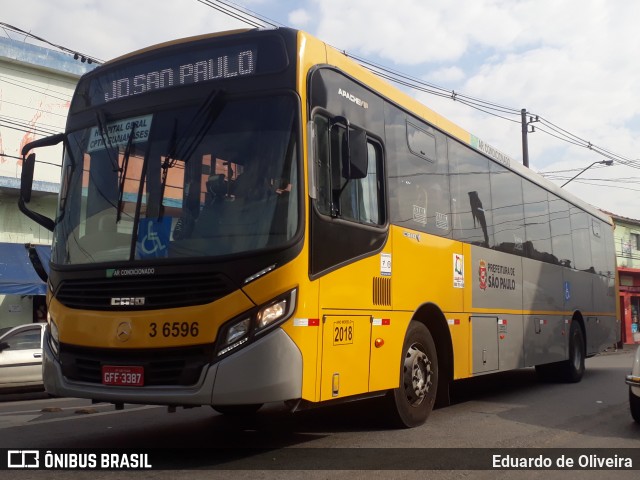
[19,27,619,427]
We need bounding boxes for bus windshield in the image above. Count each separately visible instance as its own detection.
[52,94,299,265]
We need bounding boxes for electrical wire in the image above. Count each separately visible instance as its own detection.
[195,0,269,28]
[0,21,103,64]
[0,75,72,103]
[195,0,640,175]
[0,114,63,134]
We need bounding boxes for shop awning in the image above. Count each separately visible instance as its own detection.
[0,243,48,295]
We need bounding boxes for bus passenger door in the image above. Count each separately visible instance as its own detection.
[320,315,372,401]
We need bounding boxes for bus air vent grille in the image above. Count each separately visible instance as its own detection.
[55,272,235,310]
[373,277,391,306]
[59,343,215,386]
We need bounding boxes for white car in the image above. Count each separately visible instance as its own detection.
[626,346,640,423]
[0,323,46,392]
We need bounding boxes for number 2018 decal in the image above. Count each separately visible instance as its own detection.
[333,320,354,345]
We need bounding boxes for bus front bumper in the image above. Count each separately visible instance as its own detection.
[42,327,303,406]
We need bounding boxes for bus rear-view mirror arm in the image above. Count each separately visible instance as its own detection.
[19,134,65,232]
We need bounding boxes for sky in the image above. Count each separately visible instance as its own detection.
[3,0,640,219]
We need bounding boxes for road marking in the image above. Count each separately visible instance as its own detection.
[0,404,161,429]
[0,414,41,429]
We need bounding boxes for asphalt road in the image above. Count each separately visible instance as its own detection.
[0,345,638,480]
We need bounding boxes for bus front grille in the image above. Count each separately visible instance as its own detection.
[59,344,215,386]
[55,271,236,310]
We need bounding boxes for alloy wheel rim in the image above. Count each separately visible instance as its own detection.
[403,343,432,406]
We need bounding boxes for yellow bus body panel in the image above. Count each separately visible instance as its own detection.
[392,227,472,380]
[243,254,322,403]
[51,289,254,349]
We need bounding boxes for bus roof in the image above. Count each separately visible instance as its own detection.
[93,27,613,226]
[102,29,255,67]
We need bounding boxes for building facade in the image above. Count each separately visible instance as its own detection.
[609,212,640,344]
[0,36,94,329]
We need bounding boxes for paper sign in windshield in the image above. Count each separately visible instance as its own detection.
[87,115,152,153]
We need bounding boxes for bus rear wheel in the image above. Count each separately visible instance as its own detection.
[561,321,585,382]
[386,322,438,428]
[535,321,585,383]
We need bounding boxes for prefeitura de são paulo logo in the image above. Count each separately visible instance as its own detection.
[478,260,487,290]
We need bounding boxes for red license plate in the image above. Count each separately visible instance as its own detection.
[102,365,144,386]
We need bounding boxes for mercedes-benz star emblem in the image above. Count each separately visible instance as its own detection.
[116,322,132,342]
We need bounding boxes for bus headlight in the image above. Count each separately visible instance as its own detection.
[256,298,291,331]
[216,288,297,357]
[217,317,250,357]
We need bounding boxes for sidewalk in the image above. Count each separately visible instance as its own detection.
[601,343,638,355]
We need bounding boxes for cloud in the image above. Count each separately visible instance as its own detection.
[428,66,466,85]
[2,0,247,61]
[289,9,312,28]
[3,0,640,217]
[307,0,640,217]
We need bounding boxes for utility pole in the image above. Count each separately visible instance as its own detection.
[521,109,529,168]
[521,109,539,168]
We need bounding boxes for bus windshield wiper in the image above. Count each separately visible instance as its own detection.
[95,109,119,172]
[116,124,136,222]
[157,89,225,219]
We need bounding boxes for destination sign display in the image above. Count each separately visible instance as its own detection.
[87,44,257,106]
[70,33,290,113]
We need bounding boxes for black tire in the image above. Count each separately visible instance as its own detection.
[630,389,640,424]
[386,322,438,428]
[559,321,585,383]
[535,321,585,383]
[534,362,558,382]
[211,404,263,415]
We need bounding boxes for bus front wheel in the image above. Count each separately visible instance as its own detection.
[386,321,438,428]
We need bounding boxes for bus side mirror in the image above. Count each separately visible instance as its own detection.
[345,127,368,180]
[18,133,64,232]
[331,116,368,180]
[21,153,36,203]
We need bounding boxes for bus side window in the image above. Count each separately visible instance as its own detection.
[314,115,383,226]
[340,142,383,225]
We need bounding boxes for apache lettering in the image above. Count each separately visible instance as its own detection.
[338,88,369,109]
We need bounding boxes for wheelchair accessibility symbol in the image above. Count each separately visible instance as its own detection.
[136,218,171,259]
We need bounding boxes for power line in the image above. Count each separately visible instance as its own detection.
[196,0,272,28]
[0,74,72,102]
[0,21,103,64]
[0,113,64,133]
[0,120,59,137]
[0,98,68,118]
[196,1,640,175]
